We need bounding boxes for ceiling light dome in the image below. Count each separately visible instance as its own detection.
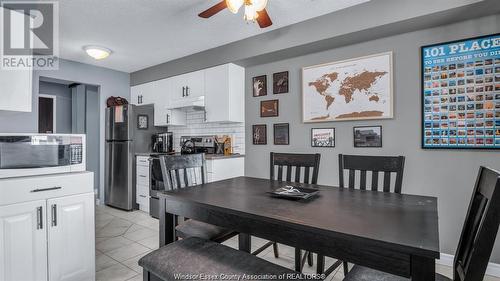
[226,0,243,13]
[84,46,112,60]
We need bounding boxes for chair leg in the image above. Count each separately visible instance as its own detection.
[343,261,349,276]
[143,270,151,281]
[316,254,325,274]
[295,248,302,272]
[307,251,314,266]
[272,242,279,258]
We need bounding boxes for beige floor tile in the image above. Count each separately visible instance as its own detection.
[106,242,151,262]
[125,274,143,281]
[122,251,151,273]
[262,251,295,270]
[136,235,159,250]
[96,263,137,281]
[96,236,135,253]
[95,252,118,272]
[123,227,157,242]
[436,264,453,279]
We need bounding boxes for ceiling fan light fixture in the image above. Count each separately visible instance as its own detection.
[243,4,258,21]
[226,0,243,13]
[252,0,268,11]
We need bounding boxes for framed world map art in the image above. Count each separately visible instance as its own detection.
[302,52,393,123]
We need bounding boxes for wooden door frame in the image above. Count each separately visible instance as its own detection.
[39,94,57,133]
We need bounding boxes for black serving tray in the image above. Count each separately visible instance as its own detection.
[268,186,319,200]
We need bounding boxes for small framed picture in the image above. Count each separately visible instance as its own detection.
[311,128,335,147]
[273,71,289,94]
[274,123,289,145]
[260,100,279,117]
[353,126,382,147]
[253,124,267,145]
[137,115,149,130]
[253,75,267,97]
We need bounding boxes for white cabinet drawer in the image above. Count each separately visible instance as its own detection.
[136,185,149,206]
[136,166,150,186]
[136,156,150,167]
[0,172,94,206]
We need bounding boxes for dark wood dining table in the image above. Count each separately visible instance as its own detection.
[157,176,440,281]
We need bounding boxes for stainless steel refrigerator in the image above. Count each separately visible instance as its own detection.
[105,104,159,210]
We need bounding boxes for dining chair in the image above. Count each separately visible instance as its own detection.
[254,152,321,272]
[317,154,406,277]
[343,166,500,281]
[158,154,237,243]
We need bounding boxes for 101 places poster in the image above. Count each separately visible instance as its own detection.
[421,34,500,149]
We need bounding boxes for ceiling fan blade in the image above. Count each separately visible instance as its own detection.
[256,9,272,28]
[198,1,228,18]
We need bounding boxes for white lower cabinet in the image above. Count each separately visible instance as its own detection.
[0,172,95,281]
[0,200,48,281]
[206,157,245,183]
[48,193,95,281]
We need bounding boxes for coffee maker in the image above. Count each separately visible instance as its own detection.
[152,132,173,153]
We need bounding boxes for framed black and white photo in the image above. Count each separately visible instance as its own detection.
[137,115,149,130]
[274,123,289,145]
[273,71,289,94]
[353,126,382,147]
[311,128,335,147]
[253,75,267,97]
[253,124,267,145]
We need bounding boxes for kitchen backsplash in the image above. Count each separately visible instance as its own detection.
[168,109,245,154]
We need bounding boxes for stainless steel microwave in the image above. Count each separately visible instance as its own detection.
[0,134,86,179]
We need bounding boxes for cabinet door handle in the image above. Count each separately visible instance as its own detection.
[51,204,57,227]
[139,175,147,178]
[31,186,62,193]
[139,195,147,198]
[186,86,189,96]
[166,114,170,124]
[182,87,185,97]
[36,206,43,229]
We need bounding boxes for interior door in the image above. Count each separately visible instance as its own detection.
[39,96,54,133]
[0,200,48,281]
[47,193,95,281]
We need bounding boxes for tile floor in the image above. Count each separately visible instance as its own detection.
[95,205,500,281]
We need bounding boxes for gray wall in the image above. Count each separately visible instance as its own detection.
[39,81,72,133]
[245,14,500,262]
[0,58,130,203]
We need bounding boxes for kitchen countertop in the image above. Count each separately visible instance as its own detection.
[135,152,245,160]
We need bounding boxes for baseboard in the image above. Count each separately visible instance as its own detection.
[437,253,500,277]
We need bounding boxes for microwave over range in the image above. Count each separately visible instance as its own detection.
[0,134,86,179]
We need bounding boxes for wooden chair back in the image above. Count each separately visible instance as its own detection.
[453,166,500,281]
[338,154,405,193]
[270,152,321,184]
[159,154,206,190]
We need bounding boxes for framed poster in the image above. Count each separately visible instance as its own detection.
[353,126,382,147]
[253,75,267,97]
[302,52,393,122]
[421,33,500,149]
[273,71,289,94]
[311,128,335,147]
[252,124,267,145]
[260,100,279,117]
[273,123,289,145]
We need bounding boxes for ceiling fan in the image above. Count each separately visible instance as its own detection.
[199,0,273,28]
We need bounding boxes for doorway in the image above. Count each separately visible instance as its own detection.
[38,94,56,133]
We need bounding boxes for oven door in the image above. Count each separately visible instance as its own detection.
[0,135,71,178]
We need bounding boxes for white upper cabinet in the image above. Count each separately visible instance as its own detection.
[170,70,205,101]
[154,78,186,126]
[0,66,33,112]
[0,8,33,112]
[205,64,245,123]
[130,81,156,105]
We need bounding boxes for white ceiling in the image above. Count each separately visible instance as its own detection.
[57,0,369,73]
